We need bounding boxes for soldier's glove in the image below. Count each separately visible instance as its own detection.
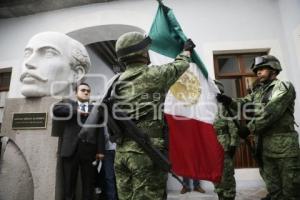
[216,93,232,106]
[228,146,236,158]
[238,126,250,139]
[183,39,196,52]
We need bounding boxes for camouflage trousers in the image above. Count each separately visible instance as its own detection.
[259,155,300,200]
[214,153,236,199]
[115,150,168,200]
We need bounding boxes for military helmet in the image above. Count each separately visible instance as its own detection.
[115,32,152,62]
[251,55,282,74]
[214,80,225,93]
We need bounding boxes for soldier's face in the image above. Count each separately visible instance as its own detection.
[256,67,274,83]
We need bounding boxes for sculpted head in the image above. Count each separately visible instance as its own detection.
[20,32,91,97]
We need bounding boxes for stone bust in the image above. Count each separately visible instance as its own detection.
[20,32,91,97]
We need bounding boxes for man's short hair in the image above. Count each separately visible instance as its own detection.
[75,82,90,92]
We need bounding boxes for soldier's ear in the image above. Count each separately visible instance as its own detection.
[73,65,85,82]
[270,69,277,76]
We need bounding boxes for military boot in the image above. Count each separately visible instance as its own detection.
[217,193,224,200]
[223,197,235,200]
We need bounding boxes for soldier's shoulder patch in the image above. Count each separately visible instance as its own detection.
[278,81,290,92]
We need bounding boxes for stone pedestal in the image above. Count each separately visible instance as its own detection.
[0,137,34,200]
[1,97,63,200]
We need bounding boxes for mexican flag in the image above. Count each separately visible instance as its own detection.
[148,2,224,182]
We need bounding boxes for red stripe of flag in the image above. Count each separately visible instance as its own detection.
[165,113,224,183]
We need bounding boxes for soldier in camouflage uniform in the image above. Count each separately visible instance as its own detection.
[217,55,300,200]
[112,32,194,200]
[213,80,239,200]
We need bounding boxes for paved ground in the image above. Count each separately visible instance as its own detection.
[167,179,267,200]
[167,188,267,200]
[96,169,267,200]
[167,169,267,199]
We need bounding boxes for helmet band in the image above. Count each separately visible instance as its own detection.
[116,36,152,58]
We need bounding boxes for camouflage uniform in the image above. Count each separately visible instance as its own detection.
[113,32,191,200]
[233,79,300,200]
[213,104,239,200]
[230,55,300,200]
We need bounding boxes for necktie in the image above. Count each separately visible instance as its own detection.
[80,104,86,112]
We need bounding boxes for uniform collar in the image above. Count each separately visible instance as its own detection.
[266,79,278,87]
[125,63,147,70]
[260,78,278,89]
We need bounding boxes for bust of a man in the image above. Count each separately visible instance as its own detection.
[20,32,91,97]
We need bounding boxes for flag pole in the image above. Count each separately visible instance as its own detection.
[156,0,163,4]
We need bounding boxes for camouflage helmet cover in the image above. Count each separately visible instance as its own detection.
[115,32,151,61]
[251,55,282,74]
[214,80,225,93]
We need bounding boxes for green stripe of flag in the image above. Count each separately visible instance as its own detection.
[149,2,208,79]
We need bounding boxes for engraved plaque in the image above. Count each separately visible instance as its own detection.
[12,113,47,129]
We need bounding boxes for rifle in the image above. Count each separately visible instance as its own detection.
[107,104,185,186]
[78,75,185,186]
[80,101,184,186]
[219,93,262,167]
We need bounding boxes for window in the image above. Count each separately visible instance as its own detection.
[0,72,11,91]
[0,71,11,131]
[214,52,267,168]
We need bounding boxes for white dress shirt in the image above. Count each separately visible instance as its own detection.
[78,101,89,112]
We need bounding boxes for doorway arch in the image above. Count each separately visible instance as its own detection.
[66,24,146,99]
[67,24,145,45]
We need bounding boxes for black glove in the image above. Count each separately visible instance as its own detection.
[216,93,232,106]
[238,126,250,139]
[183,39,196,52]
[228,146,236,158]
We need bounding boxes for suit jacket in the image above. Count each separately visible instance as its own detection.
[52,99,105,157]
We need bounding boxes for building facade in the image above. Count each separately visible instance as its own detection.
[0,0,299,192]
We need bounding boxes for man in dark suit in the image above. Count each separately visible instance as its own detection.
[53,82,105,200]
